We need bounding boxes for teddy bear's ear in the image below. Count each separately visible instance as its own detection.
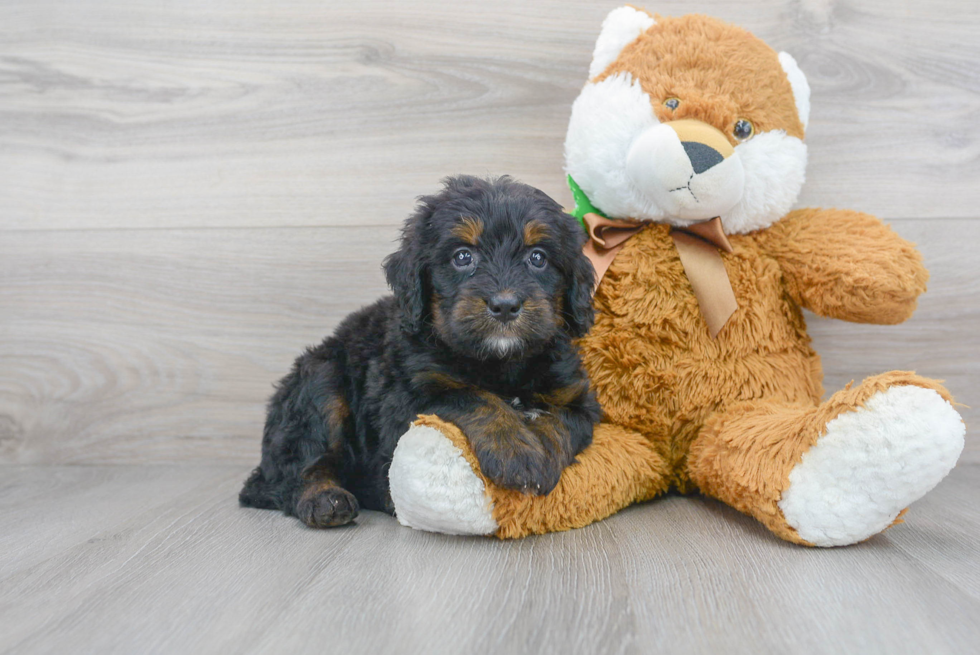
[778,52,811,131]
[588,6,655,79]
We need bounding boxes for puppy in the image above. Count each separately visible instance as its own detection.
[239,175,601,528]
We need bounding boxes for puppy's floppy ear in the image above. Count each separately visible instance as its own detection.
[559,212,596,338]
[383,199,433,333]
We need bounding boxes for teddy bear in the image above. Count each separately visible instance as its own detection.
[386,7,965,546]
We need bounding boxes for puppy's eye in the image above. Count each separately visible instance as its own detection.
[528,249,547,269]
[733,119,754,141]
[452,248,473,269]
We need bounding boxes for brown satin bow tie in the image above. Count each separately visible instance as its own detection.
[582,213,738,338]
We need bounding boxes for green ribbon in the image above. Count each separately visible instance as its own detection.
[567,175,607,230]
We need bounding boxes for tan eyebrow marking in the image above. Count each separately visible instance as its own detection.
[523,220,550,246]
[451,216,484,245]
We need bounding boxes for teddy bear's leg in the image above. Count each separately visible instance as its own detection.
[687,372,964,546]
[389,415,670,538]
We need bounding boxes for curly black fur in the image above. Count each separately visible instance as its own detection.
[239,175,601,528]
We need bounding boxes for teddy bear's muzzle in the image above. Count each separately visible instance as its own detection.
[625,119,745,222]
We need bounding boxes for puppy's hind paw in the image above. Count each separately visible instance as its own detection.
[296,485,359,528]
[389,417,499,536]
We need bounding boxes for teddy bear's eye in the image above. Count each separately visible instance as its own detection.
[733,119,754,141]
[664,98,680,110]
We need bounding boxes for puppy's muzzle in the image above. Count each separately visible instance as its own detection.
[487,291,522,324]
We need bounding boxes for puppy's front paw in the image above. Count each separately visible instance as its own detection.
[473,436,562,495]
[296,485,359,528]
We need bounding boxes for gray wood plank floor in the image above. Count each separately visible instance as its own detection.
[2,0,978,652]
[1,464,977,654]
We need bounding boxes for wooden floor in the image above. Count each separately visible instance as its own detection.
[1,464,978,654]
[1,0,978,653]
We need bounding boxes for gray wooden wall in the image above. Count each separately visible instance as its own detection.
[2,0,977,467]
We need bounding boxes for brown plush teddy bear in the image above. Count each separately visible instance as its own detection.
[387,7,965,546]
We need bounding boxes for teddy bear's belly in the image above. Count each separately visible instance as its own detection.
[576,225,823,482]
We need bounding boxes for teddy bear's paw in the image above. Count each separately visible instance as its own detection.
[388,421,498,535]
[778,385,964,547]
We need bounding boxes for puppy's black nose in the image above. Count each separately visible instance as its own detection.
[488,293,522,323]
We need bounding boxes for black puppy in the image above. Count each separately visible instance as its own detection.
[239,175,601,528]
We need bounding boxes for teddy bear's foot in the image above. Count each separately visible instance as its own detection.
[390,415,671,538]
[778,383,964,546]
[388,417,498,535]
[689,372,964,547]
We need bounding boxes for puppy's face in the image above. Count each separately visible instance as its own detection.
[429,210,565,360]
[384,176,595,360]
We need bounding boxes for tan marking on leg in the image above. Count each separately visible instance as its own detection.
[471,390,535,448]
[534,380,589,408]
[413,371,468,390]
[301,479,341,498]
[325,395,349,434]
[527,413,573,464]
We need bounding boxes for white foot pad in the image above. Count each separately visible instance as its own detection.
[779,386,964,547]
[389,423,498,535]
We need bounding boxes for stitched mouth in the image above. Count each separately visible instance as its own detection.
[668,173,699,202]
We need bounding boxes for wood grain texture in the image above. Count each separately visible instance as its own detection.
[0,225,393,465]
[1,219,976,465]
[0,463,977,654]
[1,0,978,231]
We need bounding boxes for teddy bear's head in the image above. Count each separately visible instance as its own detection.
[565,8,811,234]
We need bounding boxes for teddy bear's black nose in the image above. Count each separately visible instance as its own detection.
[488,292,522,323]
[682,141,725,174]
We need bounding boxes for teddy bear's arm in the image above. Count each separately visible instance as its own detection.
[755,208,928,324]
